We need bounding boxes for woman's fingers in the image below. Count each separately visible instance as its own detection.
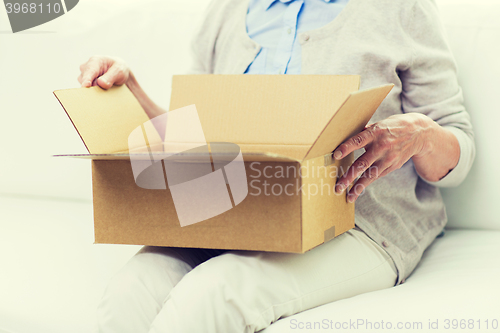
[343,151,413,202]
[335,151,378,194]
[333,128,375,160]
[97,62,128,89]
[80,64,100,87]
[79,56,104,87]
[97,74,113,89]
[332,114,429,202]
[77,56,129,89]
[347,164,398,202]
[345,163,384,202]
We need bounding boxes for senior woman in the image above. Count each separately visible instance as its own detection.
[79,0,475,332]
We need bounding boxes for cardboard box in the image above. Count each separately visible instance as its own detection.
[54,75,393,253]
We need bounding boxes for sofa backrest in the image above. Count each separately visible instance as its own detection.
[436,0,500,230]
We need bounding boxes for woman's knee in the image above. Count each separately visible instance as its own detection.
[150,253,265,332]
[97,248,197,332]
[178,253,272,316]
[99,247,194,311]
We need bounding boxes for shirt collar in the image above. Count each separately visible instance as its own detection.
[263,0,290,11]
[264,0,333,11]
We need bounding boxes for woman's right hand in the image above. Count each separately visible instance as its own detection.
[77,55,130,90]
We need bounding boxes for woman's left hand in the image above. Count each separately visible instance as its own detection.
[333,113,457,203]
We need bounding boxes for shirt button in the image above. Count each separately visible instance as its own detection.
[287,27,291,34]
[302,34,310,42]
[382,241,389,248]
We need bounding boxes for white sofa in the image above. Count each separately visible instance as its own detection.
[1,1,499,332]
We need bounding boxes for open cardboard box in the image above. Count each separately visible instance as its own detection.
[54,75,393,253]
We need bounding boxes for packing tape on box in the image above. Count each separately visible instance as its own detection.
[324,226,336,243]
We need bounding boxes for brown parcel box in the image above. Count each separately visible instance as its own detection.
[54,75,393,253]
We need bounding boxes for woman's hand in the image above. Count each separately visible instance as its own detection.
[77,55,166,119]
[77,55,130,89]
[333,113,460,202]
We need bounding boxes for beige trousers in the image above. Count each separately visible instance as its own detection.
[96,227,397,333]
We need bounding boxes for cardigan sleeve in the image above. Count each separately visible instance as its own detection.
[400,0,475,188]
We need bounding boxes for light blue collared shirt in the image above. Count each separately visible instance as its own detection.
[245,0,349,75]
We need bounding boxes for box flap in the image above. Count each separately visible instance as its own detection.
[53,151,299,163]
[169,75,360,146]
[54,85,152,154]
[54,77,390,163]
[302,84,394,161]
[54,141,303,162]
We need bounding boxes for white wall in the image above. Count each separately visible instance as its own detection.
[0,0,211,201]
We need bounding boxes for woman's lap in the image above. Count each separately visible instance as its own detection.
[97,228,397,333]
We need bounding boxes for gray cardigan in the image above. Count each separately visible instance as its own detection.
[187,0,475,284]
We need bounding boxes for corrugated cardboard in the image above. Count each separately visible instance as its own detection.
[54,75,393,253]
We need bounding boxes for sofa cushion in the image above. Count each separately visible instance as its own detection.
[262,229,500,332]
